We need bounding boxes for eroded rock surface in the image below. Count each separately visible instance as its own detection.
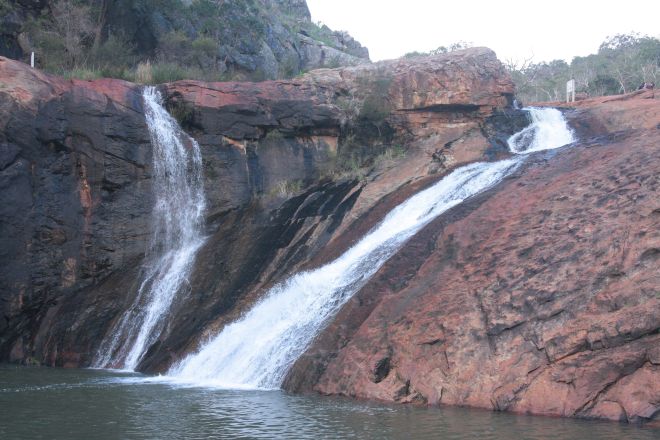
[285,92,660,425]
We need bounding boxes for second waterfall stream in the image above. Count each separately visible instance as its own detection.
[163,107,575,389]
[94,86,206,370]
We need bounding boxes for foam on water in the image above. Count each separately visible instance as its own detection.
[508,107,575,153]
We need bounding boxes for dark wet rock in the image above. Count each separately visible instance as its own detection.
[0,48,520,369]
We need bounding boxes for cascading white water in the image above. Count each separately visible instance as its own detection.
[94,86,206,370]
[165,107,574,389]
[169,159,519,388]
[507,107,575,153]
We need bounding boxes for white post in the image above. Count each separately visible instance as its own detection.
[566,79,575,103]
[30,52,35,68]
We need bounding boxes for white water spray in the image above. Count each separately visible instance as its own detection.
[94,87,206,370]
[169,159,519,388]
[165,107,574,389]
[508,107,575,153]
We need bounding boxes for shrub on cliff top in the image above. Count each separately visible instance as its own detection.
[135,61,153,84]
[13,0,366,82]
[358,74,393,137]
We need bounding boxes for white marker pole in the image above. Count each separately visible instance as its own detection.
[30,52,35,68]
[566,79,575,103]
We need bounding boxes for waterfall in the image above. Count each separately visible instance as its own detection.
[165,107,574,389]
[94,87,206,370]
[508,107,575,153]
[169,159,519,388]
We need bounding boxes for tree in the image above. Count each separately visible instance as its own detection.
[595,33,660,93]
[50,0,95,68]
[404,41,474,58]
[27,0,95,70]
[431,41,473,55]
[508,34,660,103]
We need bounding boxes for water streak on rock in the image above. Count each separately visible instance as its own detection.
[167,108,573,388]
[94,87,206,370]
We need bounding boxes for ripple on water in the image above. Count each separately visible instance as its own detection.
[1,366,657,440]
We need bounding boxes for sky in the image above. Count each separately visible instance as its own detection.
[306,0,660,64]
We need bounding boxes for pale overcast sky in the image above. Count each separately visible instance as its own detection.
[306,0,660,64]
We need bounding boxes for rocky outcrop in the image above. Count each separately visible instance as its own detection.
[136,47,522,371]
[5,47,655,426]
[551,89,659,138]
[160,47,519,219]
[0,48,522,370]
[0,0,369,80]
[284,91,660,426]
[0,56,153,364]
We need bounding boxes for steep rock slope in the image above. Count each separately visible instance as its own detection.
[0,48,523,371]
[0,57,152,363]
[285,92,660,425]
[0,0,369,79]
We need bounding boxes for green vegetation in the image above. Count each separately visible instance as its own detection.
[350,71,394,140]
[303,21,336,47]
[166,98,195,128]
[404,41,473,58]
[264,129,286,141]
[507,34,660,103]
[20,0,239,82]
[360,76,393,124]
[0,0,14,16]
[24,357,41,366]
[320,152,368,182]
[321,137,406,182]
[62,68,103,80]
[319,71,400,181]
[375,144,406,164]
[271,179,303,198]
[11,0,361,83]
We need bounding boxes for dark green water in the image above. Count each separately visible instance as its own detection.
[0,365,656,440]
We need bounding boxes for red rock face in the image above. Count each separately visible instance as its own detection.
[285,94,660,425]
[161,47,514,141]
[0,57,140,108]
[536,89,659,138]
[1,44,658,427]
[0,48,522,370]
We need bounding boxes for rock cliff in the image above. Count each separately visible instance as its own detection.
[0,47,520,370]
[1,48,658,426]
[0,0,369,80]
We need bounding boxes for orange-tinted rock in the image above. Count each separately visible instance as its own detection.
[537,89,660,136]
[0,57,140,110]
[285,95,660,425]
[160,47,514,142]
